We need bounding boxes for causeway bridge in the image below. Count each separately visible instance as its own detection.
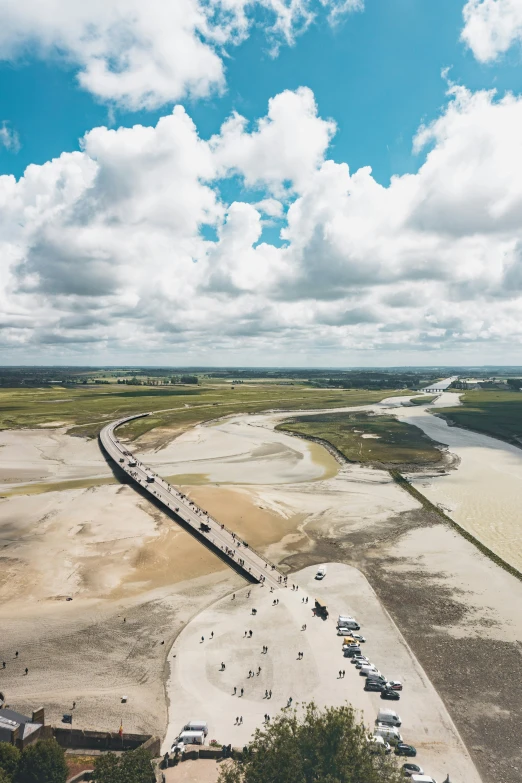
[99,414,284,590]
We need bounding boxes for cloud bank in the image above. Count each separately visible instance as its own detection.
[1,83,522,362]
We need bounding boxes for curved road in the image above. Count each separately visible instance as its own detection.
[99,414,284,590]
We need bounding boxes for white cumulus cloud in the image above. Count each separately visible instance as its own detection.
[0,0,362,109]
[461,0,522,62]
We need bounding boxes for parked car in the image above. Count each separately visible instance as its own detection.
[367,736,391,754]
[402,763,423,777]
[395,743,417,757]
[351,633,366,643]
[364,680,386,692]
[315,566,326,579]
[355,659,371,668]
[381,689,401,700]
[343,647,362,657]
[386,680,403,690]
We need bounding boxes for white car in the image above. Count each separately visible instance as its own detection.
[337,627,353,636]
[351,633,366,643]
[355,658,371,668]
[386,680,403,691]
[315,566,326,579]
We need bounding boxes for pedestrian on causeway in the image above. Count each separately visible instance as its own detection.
[201,636,204,643]
[240,688,244,696]
[342,670,345,677]
[233,687,237,695]
[25,667,28,675]
[211,631,214,639]
[269,689,272,699]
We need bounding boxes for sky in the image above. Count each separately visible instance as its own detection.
[1,0,522,367]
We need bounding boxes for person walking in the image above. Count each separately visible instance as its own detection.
[201,636,204,643]
[240,688,244,696]
[25,667,28,675]
[239,716,243,725]
[2,661,5,669]
[257,666,261,675]
[269,689,272,699]
[342,669,345,678]
[211,631,214,639]
[233,687,237,695]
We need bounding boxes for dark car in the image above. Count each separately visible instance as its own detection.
[381,689,401,700]
[402,763,423,777]
[395,743,417,757]
[364,680,386,692]
[343,647,362,657]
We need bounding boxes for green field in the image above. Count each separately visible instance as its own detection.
[437,390,522,444]
[0,383,411,440]
[277,410,443,467]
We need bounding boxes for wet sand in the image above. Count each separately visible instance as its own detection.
[395,393,522,573]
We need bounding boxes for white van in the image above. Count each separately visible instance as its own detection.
[315,566,326,579]
[360,665,380,677]
[177,730,205,745]
[410,777,436,783]
[337,615,356,626]
[376,708,401,727]
[183,721,208,736]
[373,726,402,745]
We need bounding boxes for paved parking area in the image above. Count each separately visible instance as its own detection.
[164,563,481,783]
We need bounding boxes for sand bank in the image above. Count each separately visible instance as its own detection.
[165,564,481,783]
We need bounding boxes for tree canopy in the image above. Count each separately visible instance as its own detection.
[93,747,154,783]
[16,739,68,783]
[218,703,403,783]
[0,744,21,781]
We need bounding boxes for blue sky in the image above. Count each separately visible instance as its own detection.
[1,0,522,365]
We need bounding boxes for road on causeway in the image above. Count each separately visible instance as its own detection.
[99,413,284,590]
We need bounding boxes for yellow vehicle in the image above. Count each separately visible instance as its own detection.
[343,636,356,645]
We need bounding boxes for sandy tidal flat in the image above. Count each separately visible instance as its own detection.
[395,393,522,572]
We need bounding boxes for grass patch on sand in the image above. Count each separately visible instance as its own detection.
[277,411,444,467]
[0,384,410,440]
[437,390,522,445]
[409,395,437,406]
